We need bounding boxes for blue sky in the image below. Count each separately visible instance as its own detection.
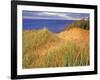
[22,11,90,32]
[22,11,89,20]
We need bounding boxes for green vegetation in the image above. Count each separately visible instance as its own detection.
[66,18,89,30]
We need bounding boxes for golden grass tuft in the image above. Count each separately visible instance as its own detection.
[23,27,90,68]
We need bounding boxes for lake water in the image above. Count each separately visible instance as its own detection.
[23,19,75,33]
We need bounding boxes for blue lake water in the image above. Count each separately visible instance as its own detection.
[23,19,75,33]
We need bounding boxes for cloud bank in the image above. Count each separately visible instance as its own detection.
[23,11,89,20]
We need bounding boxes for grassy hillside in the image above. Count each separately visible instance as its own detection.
[23,28,63,68]
[66,19,89,30]
[23,27,90,68]
[58,28,89,48]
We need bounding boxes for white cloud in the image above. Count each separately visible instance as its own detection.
[38,12,58,16]
[37,12,67,17]
[22,16,55,19]
[23,11,87,20]
[36,12,82,20]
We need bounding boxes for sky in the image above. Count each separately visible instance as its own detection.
[22,11,89,20]
[22,11,90,32]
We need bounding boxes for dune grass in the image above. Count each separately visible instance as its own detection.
[22,28,90,68]
[22,28,61,68]
[44,41,89,67]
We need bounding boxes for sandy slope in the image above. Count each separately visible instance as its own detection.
[58,27,90,48]
[23,28,89,54]
[23,28,90,68]
[23,29,64,56]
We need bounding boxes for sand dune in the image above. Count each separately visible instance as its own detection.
[58,27,89,48]
[23,27,90,68]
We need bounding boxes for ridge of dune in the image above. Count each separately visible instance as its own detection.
[58,27,90,48]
